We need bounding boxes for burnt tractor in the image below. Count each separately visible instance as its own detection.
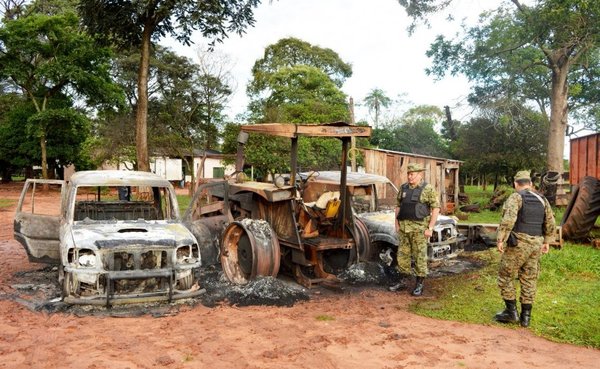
[184,122,372,287]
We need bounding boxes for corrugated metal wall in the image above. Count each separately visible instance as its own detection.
[570,133,600,185]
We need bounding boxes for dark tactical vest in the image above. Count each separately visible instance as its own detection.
[397,182,431,221]
[513,190,545,236]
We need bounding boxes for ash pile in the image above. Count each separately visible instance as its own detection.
[338,261,400,286]
[197,267,309,307]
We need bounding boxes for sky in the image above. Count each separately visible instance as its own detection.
[164,0,504,125]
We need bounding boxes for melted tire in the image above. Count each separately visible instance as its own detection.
[354,218,372,262]
[62,270,79,298]
[175,273,194,290]
[322,225,358,274]
[561,176,600,239]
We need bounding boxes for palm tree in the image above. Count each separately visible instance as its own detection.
[363,88,391,128]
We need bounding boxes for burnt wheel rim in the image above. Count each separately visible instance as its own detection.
[221,220,281,284]
[237,232,253,275]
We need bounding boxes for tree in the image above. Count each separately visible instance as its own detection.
[371,105,449,157]
[155,49,233,194]
[0,94,36,181]
[257,65,349,123]
[78,0,261,172]
[454,102,548,188]
[0,92,92,181]
[398,0,600,178]
[247,37,353,97]
[239,38,353,176]
[363,88,392,128]
[0,10,122,179]
[94,46,233,190]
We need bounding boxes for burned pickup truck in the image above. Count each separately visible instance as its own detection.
[299,171,465,263]
[183,123,467,289]
[13,171,203,306]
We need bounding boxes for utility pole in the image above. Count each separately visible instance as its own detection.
[349,97,357,172]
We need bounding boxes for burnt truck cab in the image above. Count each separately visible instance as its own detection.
[300,171,465,262]
[14,170,203,306]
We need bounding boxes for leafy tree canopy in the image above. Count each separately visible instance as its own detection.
[371,105,449,158]
[94,46,232,175]
[0,8,122,178]
[78,0,261,171]
[454,101,548,184]
[399,0,600,175]
[256,65,349,123]
[78,0,261,49]
[236,38,354,177]
[0,93,91,179]
[248,37,353,96]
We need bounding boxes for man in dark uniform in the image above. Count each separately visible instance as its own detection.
[495,170,555,327]
[389,163,440,296]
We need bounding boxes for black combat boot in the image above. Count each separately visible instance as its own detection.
[494,299,519,323]
[520,304,532,327]
[411,276,424,296]
[388,274,408,292]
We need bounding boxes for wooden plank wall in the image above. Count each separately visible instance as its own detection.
[570,133,600,185]
[363,149,459,214]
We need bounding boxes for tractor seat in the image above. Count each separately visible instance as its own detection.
[304,191,341,219]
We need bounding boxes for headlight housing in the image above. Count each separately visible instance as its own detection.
[77,248,97,267]
[176,244,199,264]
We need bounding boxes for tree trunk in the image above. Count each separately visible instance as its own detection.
[40,132,48,179]
[183,155,194,197]
[135,24,152,172]
[547,62,569,174]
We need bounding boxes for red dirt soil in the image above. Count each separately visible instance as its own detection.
[1,182,599,369]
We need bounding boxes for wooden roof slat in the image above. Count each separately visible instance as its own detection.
[240,122,372,138]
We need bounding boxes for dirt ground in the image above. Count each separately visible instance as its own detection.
[1,182,599,369]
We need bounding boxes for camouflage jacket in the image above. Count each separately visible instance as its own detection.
[396,181,440,232]
[497,189,556,245]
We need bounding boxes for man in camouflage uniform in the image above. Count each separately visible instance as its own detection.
[495,170,555,327]
[389,163,440,296]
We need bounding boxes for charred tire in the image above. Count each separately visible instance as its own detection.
[62,270,79,298]
[175,273,194,290]
[322,225,359,274]
[561,176,600,240]
[220,220,281,284]
[372,241,397,267]
[354,218,372,262]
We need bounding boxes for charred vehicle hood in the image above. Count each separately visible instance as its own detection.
[69,222,197,250]
[357,210,396,233]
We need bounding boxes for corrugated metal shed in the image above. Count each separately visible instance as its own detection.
[570,133,600,186]
[362,148,462,214]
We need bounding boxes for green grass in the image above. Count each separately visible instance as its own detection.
[460,185,566,225]
[0,198,15,209]
[315,314,336,321]
[411,244,600,348]
[412,185,600,348]
[177,194,191,214]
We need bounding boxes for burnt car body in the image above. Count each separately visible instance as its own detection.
[300,171,465,262]
[13,171,203,306]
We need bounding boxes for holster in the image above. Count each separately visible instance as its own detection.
[507,232,518,247]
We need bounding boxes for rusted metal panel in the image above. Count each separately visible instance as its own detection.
[229,182,294,202]
[569,133,600,185]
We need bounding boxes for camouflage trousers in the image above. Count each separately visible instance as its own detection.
[397,230,428,277]
[498,240,542,304]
